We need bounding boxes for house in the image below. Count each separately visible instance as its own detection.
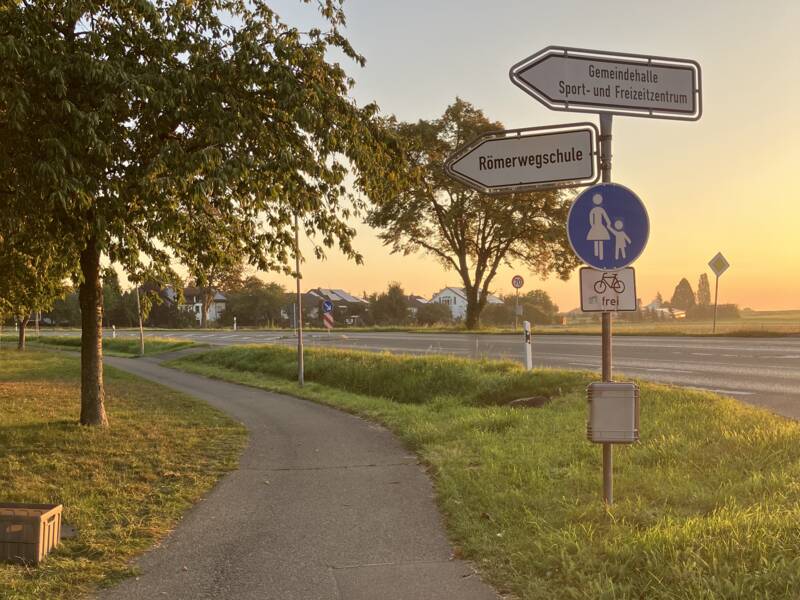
[430,287,503,321]
[303,288,370,326]
[177,286,227,324]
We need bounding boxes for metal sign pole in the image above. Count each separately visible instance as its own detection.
[712,274,720,334]
[295,212,304,387]
[515,288,519,331]
[599,112,614,505]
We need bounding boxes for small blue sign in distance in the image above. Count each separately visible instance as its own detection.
[322,300,334,313]
[567,183,649,271]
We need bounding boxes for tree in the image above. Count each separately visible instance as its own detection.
[368,99,578,329]
[416,302,452,326]
[220,277,286,327]
[2,1,399,425]
[371,283,409,325]
[697,273,712,306]
[0,219,73,349]
[102,269,123,328]
[670,278,696,311]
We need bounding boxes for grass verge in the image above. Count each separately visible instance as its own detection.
[0,349,247,599]
[169,345,800,599]
[0,335,198,357]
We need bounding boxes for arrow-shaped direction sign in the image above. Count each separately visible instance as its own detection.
[444,123,598,194]
[510,46,702,120]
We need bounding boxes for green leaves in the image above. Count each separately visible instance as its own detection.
[1,0,397,281]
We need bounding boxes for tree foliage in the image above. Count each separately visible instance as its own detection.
[370,282,409,325]
[671,278,696,311]
[220,277,286,327]
[367,99,578,329]
[697,273,712,306]
[415,302,452,326]
[1,0,399,424]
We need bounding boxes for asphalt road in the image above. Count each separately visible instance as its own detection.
[54,328,800,419]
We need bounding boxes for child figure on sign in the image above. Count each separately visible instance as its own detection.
[610,220,632,260]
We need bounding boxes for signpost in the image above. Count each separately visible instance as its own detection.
[511,275,524,329]
[510,46,702,120]
[567,183,649,271]
[444,123,598,194]
[322,300,334,332]
[580,267,637,312]
[708,252,730,334]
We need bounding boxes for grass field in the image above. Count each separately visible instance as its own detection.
[171,345,800,599]
[0,350,247,599]
[0,335,197,357]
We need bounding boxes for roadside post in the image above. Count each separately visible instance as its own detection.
[510,45,702,504]
[708,252,730,334]
[233,316,237,332]
[112,325,116,339]
[322,300,334,333]
[512,275,524,330]
[522,320,533,370]
[294,212,304,386]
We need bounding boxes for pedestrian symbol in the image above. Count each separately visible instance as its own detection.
[567,183,649,270]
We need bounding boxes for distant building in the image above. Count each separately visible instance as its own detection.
[306,288,370,326]
[173,286,227,324]
[429,287,503,321]
[406,294,429,318]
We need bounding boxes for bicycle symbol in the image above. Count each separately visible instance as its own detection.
[594,272,625,294]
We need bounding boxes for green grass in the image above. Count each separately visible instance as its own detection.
[170,345,800,599]
[0,349,247,599]
[0,335,198,357]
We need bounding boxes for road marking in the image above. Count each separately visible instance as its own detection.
[691,352,713,356]
[690,387,754,396]
[777,355,800,359]
[643,367,692,374]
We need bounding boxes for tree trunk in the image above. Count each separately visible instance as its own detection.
[78,239,109,427]
[201,287,213,328]
[464,287,482,330]
[17,316,28,350]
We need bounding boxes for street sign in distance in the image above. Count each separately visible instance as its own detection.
[708,252,730,277]
[510,46,702,121]
[567,183,649,271]
[322,300,334,313]
[580,267,637,312]
[445,123,598,194]
[511,275,525,289]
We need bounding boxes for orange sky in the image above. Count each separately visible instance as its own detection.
[257,1,800,311]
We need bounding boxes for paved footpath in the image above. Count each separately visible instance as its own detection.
[98,354,499,600]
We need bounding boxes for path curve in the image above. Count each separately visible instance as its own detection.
[97,355,499,600]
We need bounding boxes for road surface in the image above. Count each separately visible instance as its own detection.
[52,328,800,419]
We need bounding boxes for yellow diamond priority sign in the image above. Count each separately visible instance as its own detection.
[708,252,730,277]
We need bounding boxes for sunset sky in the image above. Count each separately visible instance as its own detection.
[264,0,799,311]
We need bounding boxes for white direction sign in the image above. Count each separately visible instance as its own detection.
[444,123,598,194]
[580,267,637,312]
[510,46,702,120]
[708,252,730,277]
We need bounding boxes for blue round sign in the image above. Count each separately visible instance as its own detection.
[322,300,334,313]
[567,183,649,271]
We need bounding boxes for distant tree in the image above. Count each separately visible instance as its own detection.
[2,1,399,425]
[520,290,559,324]
[416,302,452,326]
[367,99,579,329]
[220,277,286,327]
[671,278,696,311]
[371,283,410,325]
[697,273,712,306]
[655,292,664,306]
[0,219,73,349]
[48,292,82,327]
[102,269,124,328]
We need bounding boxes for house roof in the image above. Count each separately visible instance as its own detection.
[182,286,226,302]
[311,288,369,304]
